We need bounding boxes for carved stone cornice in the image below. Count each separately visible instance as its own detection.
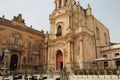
[0,18,45,37]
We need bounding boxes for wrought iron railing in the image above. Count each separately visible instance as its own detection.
[8,43,24,51]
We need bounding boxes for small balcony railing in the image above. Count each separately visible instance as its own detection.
[8,43,24,51]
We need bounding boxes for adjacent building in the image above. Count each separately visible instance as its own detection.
[0,14,45,73]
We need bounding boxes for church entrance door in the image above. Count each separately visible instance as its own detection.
[10,54,18,70]
[56,50,63,70]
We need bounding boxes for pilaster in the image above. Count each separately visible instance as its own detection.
[79,35,84,69]
[66,36,73,70]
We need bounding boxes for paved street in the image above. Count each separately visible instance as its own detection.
[0,74,120,80]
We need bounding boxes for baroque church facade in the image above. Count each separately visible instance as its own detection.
[0,0,120,73]
[45,0,110,71]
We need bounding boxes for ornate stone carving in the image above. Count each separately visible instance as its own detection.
[0,18,44,37]
[12,32,22,39]
[13,14,25,23]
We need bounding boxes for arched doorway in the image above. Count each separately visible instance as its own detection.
[10,54,18,70]
[56,50,63,70]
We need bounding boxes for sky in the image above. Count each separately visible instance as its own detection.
[0,0,120,43]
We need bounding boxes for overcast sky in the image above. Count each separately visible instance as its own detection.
[0,0,120,43]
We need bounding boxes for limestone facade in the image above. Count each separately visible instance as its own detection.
[0,0,119,73]
[0,14,45,72]
[46,0,111,71]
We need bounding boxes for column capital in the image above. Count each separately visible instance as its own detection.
[67,36,73,43]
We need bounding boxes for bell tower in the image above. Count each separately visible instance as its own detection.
[47,0,95,71]
[49,0,77,39]
[54,0,75,9]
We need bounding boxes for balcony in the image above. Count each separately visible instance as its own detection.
[8,43,24,51]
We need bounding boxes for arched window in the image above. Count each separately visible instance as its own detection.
[56,25,62,37]
[14,37,19,45]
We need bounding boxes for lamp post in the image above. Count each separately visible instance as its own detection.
[2,49,9,80]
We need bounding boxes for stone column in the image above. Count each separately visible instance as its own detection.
[52,45,56,71]
[50,44,55,70]
[66,36,73,71]
[19,52,22,71]
[47,45,51,71]
[79,35,84,69]
[62,0,64,7]
[44,44,47,71]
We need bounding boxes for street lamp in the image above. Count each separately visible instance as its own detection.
[2,49,9,80]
